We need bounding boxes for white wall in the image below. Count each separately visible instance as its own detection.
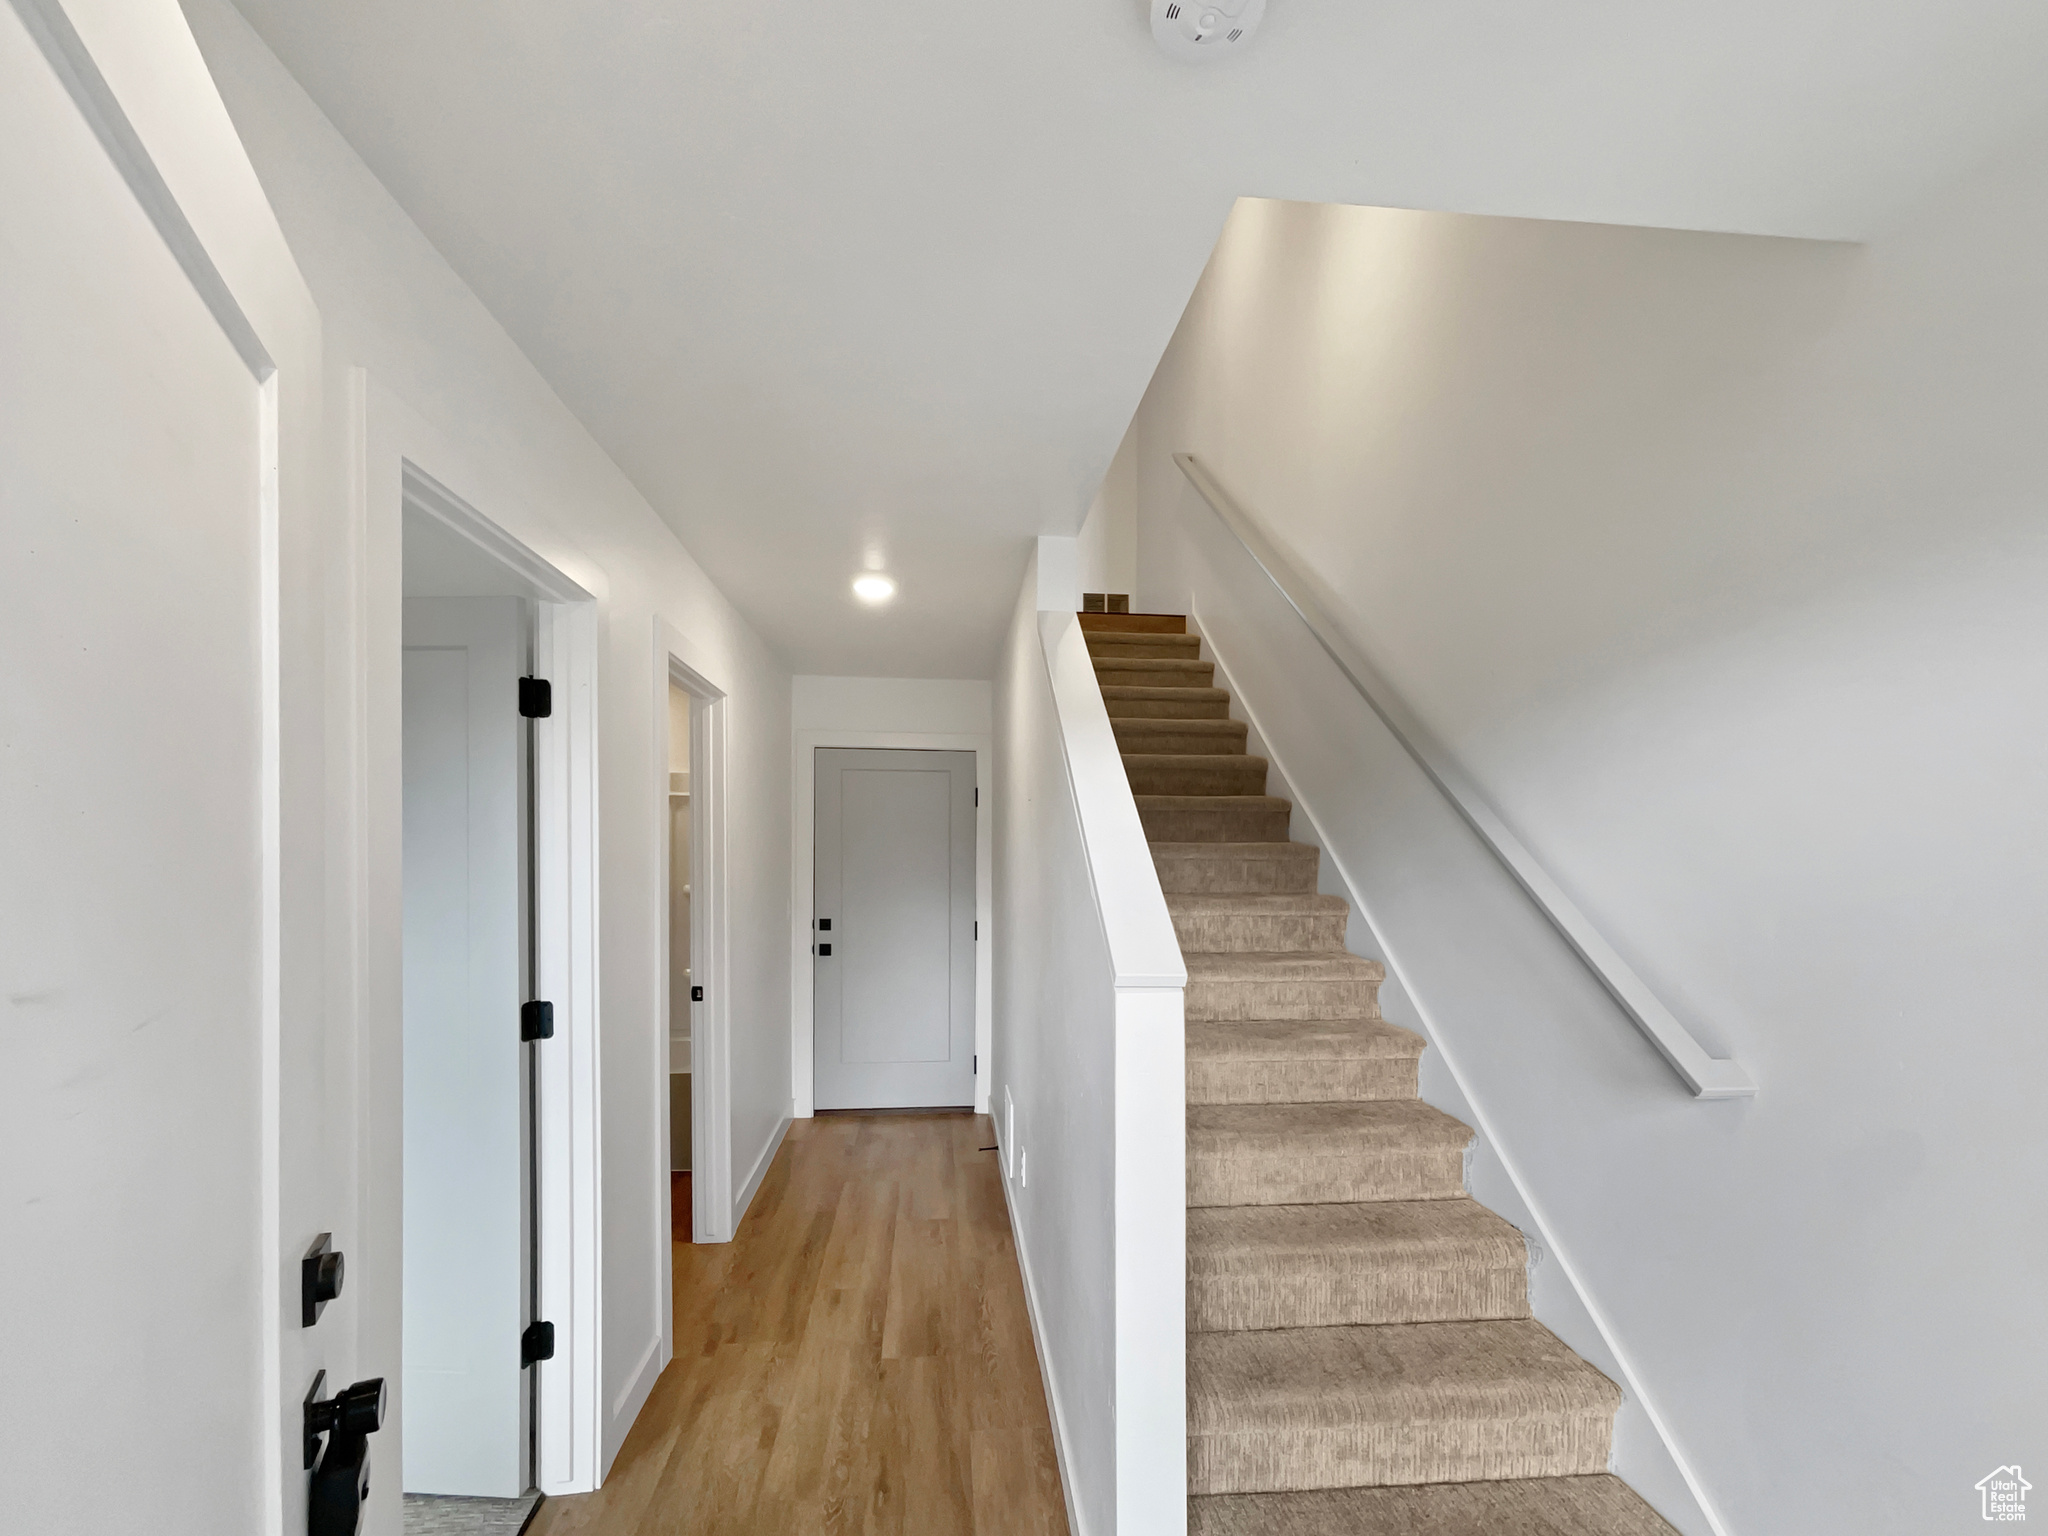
[1077,422,1138,599]
[990,545,1188,1536]
[180,0,795,1503]
[793,675,993,737]
[992,553,1120,1536]
[667,685,692,773]
[1127,169,2048,1531]
[790,675,994,1114]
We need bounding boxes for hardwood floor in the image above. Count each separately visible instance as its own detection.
[530,1111,1069,1536]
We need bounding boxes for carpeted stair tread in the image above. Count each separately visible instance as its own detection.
[1170,893,1350,952]
[1124,752,1270,796]
[1078,611,1186,634]
[1152,839,1318,890]
[1142,799,1296,845]
[1188,1199,1529,1329]
[1187,1320,1623,1493]
[1113,718,1251,755]
[1185,950,1385,1021]
[1086,632,1204,660]
[1187,1476,1679,1535]
[1101,684,1232,719]
[1188,1100,1470,1205]
[1094,655,1215,687]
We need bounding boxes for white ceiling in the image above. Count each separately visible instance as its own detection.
[226,0,2048,675]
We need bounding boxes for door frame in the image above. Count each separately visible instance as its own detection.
[652,624,731,1256]
[791,730,993,1118]
[643,621,748,1450]
[359,373,605,1500]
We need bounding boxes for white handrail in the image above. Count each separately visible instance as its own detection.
[1174,453,1756,1100]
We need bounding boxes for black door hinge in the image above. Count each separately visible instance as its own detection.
[691,985,703,1002]
[973,921,979,940]
[520,999,554,1041]
[973,786,979,807]
[519,677,552,718]
[973,1053,978,1075]
[522,1320,556,1367]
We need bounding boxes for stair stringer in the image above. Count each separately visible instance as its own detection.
[1190,612,1722,1536]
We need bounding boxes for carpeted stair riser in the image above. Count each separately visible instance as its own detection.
[1185,1017,1422,1107]
[1186,1320,1622,1494]
[1189,1051,1418,1106]
[1086,633,1204,661]
[1187,1476,1678,1536]
[1187,1200,1529,1330]
[1170,895,1349,952]
[1125,754,1270,796]
[1079,612,1187,634]
[1187,1102,1469,1206]
[1185,953,1384,1022]
[1113,719,1251,756]
[1101,684,1233,719]
[1152,840,1318,893]
[1094,657,1215,688]
[1140,798,1295,844]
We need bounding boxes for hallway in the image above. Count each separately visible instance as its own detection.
[529,1113,1068,1536]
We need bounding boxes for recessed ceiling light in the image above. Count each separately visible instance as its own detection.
[851,573,896,605]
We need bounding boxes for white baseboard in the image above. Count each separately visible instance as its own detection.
[731,1111,792,1234]
[601,1329,664,1479]
[997,1143,1087,1536]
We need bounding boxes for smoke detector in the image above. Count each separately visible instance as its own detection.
[1151,0,1267,61]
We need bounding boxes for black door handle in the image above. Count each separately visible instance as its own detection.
[305,1372,386,1535]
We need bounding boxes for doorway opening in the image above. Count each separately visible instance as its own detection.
[646,619,740,1422]
[666,681,694,1245]
[657,637,727,1255]
[392,464,598,1527]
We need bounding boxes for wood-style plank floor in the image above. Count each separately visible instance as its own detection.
[530,1111,1070,1536]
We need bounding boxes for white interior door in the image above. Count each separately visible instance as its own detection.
[0,2,322,1528]
[402,597,528,1495]
[812,749,977,1109]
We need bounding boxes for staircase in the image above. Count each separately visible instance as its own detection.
[1084,611,1680,1536]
